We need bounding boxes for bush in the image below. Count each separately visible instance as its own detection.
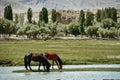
[0,18,16,38]
[117,28,120,37]
[98,28,108,38]
[98,27,118,38]
[85,23,100,38]
[108,27,117,38]
[69,22,80,37]
[17,23,40,38]
[47,22,58,37]
[60,24,70,36]
[101,18,116,29]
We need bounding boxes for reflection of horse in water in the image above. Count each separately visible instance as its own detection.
[24,53,51,72]
[45,52,63,69]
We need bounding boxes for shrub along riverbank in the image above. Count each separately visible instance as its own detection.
[0,39,120,66]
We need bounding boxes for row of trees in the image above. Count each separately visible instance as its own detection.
[1,18,120,39]
[0,5,120,39]
[96,7,117,22]
[85,19,120,38]
[27,7,57,24]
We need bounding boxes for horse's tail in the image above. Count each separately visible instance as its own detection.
[57,56,63,69]
[24,54,28,70]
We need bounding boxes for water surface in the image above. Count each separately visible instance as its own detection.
[0,64,120,80]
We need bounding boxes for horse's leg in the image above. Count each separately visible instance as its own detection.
[28,59,32,70]
[55,60,60,69]
[42,62,46,71]
[52,60,54,69]
[38,62,41,71]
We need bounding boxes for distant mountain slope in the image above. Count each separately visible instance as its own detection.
[0,0,120,15]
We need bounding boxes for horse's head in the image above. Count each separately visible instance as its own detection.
[42,55,51,72]
[46,64,51,72]
[44,61,51,72]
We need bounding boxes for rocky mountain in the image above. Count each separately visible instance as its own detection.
[0,0,120,15]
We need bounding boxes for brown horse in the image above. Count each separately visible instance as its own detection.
[24,53,51,72]
[45,52,63,69]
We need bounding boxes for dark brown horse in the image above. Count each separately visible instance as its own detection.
[24,53,51,72]
[45,52,63,69]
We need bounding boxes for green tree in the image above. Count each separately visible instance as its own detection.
[100,9,106,20]
[62,24,70,36]
[15,14,18,24]
[4,5,13,20]
[105,8,111,18]
[79,10,85,34]
[42,7,48,23]
[51,9,57,23]
[47,22,59,37]
[19,13,24,25]
[96,9,101,22]
[85,10,94,27]
[100,7,117,22]
[101,18,116,29]
[85,25,99,38]
[0,18,5,36]
[111,7,117,22]
[39,11,43,22]
[85,23,100,38]
[69,22,80,37]
[17,23,40,38]
[0,18,16,37]
[27,8,32,23]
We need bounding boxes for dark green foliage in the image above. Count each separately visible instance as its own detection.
[96,7,117,23]
[51,9,57,23]
[98,19,118,38]
[38,7,48,24]
[85,10,94,27]
[69,22,80,37]
[85,23,100,38]
[27,8,32,23]
[79,10,85,34]
[4,5,13,20]
[101,18,116,29]
[0,18,16,37]
[39,11,43,22]
[99,18,118,38]
[96,9,101,22]
[100,9,106,20]
[42,7,48,24]
[105,8,111,18]
[79,10,85,24]
[110,7,117,22]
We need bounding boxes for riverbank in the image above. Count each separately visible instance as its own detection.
[13,64,120,72]
[0,40,120,66]
[13,68,120,73]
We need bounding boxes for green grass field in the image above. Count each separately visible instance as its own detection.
[0,39,120,66]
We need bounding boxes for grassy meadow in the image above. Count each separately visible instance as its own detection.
[0,39,120,66]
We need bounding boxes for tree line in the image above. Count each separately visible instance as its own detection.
[0,5,120,39]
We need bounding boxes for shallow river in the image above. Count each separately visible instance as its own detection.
[0,64,120,80]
